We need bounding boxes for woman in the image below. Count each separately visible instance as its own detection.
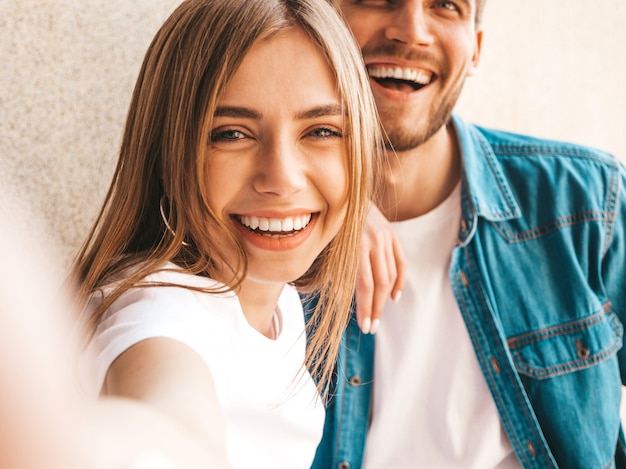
[71,0,382,467]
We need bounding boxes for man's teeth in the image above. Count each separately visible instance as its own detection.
[239,214,312,233]
[368,66,431,85]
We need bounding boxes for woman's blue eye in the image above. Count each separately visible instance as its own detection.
[210,129,246,142]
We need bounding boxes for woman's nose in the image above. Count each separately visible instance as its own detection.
[252,140,307,197]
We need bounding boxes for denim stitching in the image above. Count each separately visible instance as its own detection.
[452,259,530,466]
[490,144,614,163]
[491,211,613,243]
[507,310,622,379]
[507,310,607,348]
[474,141,619,243]
[334,325,349,467]
[451,249,525,462]
[512,336,621,379]
[475,131,519,217]
[459,244,554,467]
[602,160,620,258]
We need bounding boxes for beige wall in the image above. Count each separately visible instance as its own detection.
[0,0,181,276]
[457,1,626,158]
[1,0,626,434]
[1,0,625,273]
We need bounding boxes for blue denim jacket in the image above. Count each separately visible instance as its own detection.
[308,114,626,469]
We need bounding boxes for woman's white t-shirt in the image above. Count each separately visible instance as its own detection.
[85,265,324,469]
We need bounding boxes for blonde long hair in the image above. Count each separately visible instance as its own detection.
[71,0,383,395]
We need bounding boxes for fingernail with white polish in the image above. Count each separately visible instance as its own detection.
[361,317,371,334]
[392,290,402,303]
[370,319,380,335]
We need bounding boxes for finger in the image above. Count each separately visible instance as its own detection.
[390,234,406,302]
[355,249,374,334]
[368,237,393,324]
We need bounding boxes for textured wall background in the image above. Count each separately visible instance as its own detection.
[1,0,626,433]
[1,0,625,277]
[0,0,181,278]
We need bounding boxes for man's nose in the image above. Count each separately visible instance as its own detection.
[384,2,435,46]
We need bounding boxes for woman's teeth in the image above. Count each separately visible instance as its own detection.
[239,214,312,234]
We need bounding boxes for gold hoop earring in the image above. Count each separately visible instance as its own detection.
[159,196,189,246]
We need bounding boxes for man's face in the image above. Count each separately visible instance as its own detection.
[335,0,482,152]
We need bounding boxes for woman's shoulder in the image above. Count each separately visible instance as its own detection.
[83,264,241,393]
[94,262,236,324]
[143,262,224,288]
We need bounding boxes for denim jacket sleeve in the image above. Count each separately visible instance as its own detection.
[607,162,626,379]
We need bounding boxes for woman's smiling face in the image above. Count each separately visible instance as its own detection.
[205,27,349,286]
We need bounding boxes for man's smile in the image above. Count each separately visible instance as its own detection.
[367,65,434,92]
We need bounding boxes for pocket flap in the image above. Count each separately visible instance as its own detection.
[508,311,623,379]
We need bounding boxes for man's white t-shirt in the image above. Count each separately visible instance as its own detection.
[363,185,521,468]
[85,265,324,469]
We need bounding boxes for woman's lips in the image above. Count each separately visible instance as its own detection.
[232,213,318,251]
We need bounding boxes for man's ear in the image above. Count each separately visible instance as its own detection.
[467,29,483,77]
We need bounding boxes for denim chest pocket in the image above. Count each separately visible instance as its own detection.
[508,310,623,379]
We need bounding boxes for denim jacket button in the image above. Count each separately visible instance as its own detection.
[459,270,469,287]
[339,462,350,469]
[576,339,591,359]
[527,440,537,457]
[349,375,362,386]
[490,356,501,374]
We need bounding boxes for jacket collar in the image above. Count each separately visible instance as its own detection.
[452,114,521,224]
[451,114,521,246]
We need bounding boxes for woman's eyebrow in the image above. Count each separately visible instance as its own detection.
[296,104,345,120]
[214,106,260,119]
[213,103,344,120]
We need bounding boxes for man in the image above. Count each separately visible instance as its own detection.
[310,1,626,468]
